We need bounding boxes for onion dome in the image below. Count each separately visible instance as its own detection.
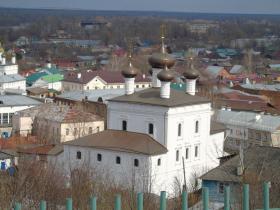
[183,67,199,80]
[121,61,138,78]
[157,66,174,82]
[148,53,175,69]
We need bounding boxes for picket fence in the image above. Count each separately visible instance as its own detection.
[13,182,278,210]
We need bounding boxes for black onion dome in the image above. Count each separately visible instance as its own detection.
[157,69,174,82]
[183,67,199,80]
[148,53,175,69]
[121,62,138,78]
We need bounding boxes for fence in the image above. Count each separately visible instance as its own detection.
[13,182,278,210]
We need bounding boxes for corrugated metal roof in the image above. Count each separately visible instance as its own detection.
[0,95,41,107]
[42,74,64,83]
[215,110,280,132]
[0,74,25,83]
[230,65,243,74]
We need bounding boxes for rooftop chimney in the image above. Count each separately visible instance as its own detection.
[11,54,16,64]
[46,60,51,68]
[1,54,6,65]
[77,73,82,79]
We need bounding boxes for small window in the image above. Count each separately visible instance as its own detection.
[178,123,182,137]
[96,126,100,132]
[88,127,93,134]
[66,128,69,136]
[195,121,199,133]
[134,159,139,167]
[76,151,81,159]
[176,150,179,162]
[148,123,154,135]
[195,145,199,158]
[136,85,139,88]
[185,148,189,160]
[122,120,127,131]
[97,154,102,162]
[74,128,78,136]
[116,156,121,164]
[157,158,161,166]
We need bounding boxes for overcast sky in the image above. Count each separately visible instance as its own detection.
[0,0,280,14]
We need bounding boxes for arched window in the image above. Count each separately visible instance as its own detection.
[176,150,179,162]
[116,156,121,164]
[148,123,154,135]
[76,151,81,159]
[97,153,102,162]
[178,123,182,137]
[134,159,139,167]
[157,158,161,166]
[122,120,127,131]
[195,121,199,133]
[88,127,93,134]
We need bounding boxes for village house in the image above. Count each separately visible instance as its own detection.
[201,146,280,209]
[0,95,41,138]
[12,104,104,144]
[62,70,151,92]
[214,109,280,153]
[205,66,231,80]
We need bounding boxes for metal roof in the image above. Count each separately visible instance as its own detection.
[241,83,280,91]
[57,88,144,104]
[0,95,41,107]
[0,74,25,83]
[215,110,280,132]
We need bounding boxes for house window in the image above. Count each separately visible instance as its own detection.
[218,182,228,193]
[76,151,81,159]
[88,127,93,134]
[136,85,139,88]
[97,126,100,132]
[148,123,154,135]
[176,150,179,162]
[178,123,182,137]
[185,148,189,160]
[116,156,121,164]
[134,159,139,167]
[97,154,102,162]
[66,128,69,136]
[195,145,199,158]
[122,120,127,131]
[157,158,161,166]
[74,128,78,136]
[195,121,199,133]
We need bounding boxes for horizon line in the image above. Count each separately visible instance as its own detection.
[0,6,280,16]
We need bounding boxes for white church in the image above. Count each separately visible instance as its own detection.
[0,43,26,93]
[63,37,225,195]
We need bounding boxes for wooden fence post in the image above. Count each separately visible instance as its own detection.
[90,196,97,210]
[202,187,209,210]
[40,200,46,210]
[182,190,188,210]
[224,186,230,210]
[114,194,121,210]
[14,202,21,210]
[160,191,167,210]
[137,193,143,210]
[66,198,72,210]
[243,184,249,210]
[263,182,269,210]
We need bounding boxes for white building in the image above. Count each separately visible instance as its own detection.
[0,95,41,137]
[0,74,26,92]
[62,38,225,195]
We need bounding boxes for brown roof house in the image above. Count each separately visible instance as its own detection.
[12,104,104,144]
[62,69,151,92]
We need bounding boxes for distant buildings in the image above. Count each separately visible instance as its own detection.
[188,20,219,34]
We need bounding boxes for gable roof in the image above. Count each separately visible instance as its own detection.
[0,95,41,107]
[26,72,48,85]
[109,87,210,107]
[201,146,280,183]
[64,129,167,156]
[215,110,280,132]
[63,70,150,84]
[230,65,244,74]
[206,66,225,77]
